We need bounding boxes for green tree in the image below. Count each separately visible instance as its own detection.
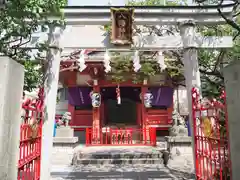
[195,0,240,35]
[23,60,42,92]
[0,0,67,90]
[124,0,239,98]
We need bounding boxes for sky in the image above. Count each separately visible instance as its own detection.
[68,0,128,6]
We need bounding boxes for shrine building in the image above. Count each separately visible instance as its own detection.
[55,24,175,145]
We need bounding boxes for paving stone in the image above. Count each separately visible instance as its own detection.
[51,146,195,179]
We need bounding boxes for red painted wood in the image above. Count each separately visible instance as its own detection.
[100,101,105,126]
[137,103,142,127]
[92,84,101,140]
[18,88,44,180]
[69,104,93,127]
[74,111,93,127]
[68,104,75,126]
[86,127,157,146]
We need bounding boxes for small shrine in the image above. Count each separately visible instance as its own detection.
[58,8,174,145]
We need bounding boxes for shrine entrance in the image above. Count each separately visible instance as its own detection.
[26,5,234,180]
[101,87,141,127]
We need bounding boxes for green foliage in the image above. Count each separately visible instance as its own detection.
[23,60,42,92]
[110,52,161,84]
[198,23,240,98]
[0,0,67,90]
[127,0,187,6]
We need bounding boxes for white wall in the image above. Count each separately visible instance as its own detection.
[173,86,189,115]
[56,87,68,114]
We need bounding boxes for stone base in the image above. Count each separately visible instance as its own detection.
[165,136,192,156]
[53,137,78,144]
[55,127,74,137]
[52,137,78,165]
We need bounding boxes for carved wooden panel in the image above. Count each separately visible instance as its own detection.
[110,8,134,45]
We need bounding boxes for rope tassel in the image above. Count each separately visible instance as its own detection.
[157,51,167,71]
[133,50,141,72]
[104,50,111,73]
[116,85,121,105]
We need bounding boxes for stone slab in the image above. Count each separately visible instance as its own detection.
[165,136,192,143]
[50,164,194,179]
[55,127,74,137]
[224,60,240,180]
[53,137,78,144]
[0,57,24,180]
[72,146,164,166]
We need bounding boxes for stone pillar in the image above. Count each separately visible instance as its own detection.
[0,57,24,180]
[223,60,240,180]
[40,26,63,180]
[179,20,201,170]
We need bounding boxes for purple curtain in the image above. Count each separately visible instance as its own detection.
[149,87,173,107]
[67,86,173,107]
[68,87,92,106]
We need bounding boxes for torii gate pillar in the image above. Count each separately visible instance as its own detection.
[40,26,63,180]
[180,20,201,171]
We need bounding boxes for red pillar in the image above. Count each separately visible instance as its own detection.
[141,81,150,144]
[92,80,101,144]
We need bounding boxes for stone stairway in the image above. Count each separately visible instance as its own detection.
[72,146,164,165]
[51,146,195,179]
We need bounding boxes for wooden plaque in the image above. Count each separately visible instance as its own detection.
[110,8,134,45]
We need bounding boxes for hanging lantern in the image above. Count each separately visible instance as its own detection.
[143,91,153,108]
[104,50,111,73]
[116,85,121,105]
[133,50,141,72]
[77,49,87,72]
[90,92,101,108]
[157,51,167,71]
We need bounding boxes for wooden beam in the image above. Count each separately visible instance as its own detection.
[63,5,233,25]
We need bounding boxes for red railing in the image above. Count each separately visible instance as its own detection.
[86,128,156,146]
[192,88,232,180]
[18,89,44,180]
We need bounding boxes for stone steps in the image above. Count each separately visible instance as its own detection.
[78,152,163,159]
[72,146,164,165]
[75,158,163,165]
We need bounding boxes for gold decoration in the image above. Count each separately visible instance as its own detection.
[110,8,134,45]
[202,117,212,137]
